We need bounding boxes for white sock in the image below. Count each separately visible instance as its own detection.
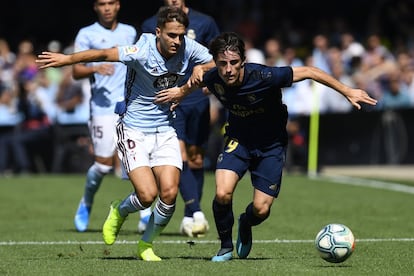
[193,211,205,221]
[139,207,152,218]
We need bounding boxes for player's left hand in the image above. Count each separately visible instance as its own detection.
[346,88,377,110]
[188,65,205,87]
[36,52,69,69]
[155,87,183,110]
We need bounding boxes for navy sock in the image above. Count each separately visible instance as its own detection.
[192,168,204,201]
[180,162,201,217]
[244,202,269,227]
[212,198,234,250]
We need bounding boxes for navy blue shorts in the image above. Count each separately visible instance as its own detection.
[173,96,210,146]
[216,139,286,197]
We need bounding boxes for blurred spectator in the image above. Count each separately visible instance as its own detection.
[340,32,365,74]
[13,39,38,82]
[264,37,283,66]
[278,47,303,67]
[35,70,58,122]
[45,40,64,85]
[319,48,354,113]
[52,66,92,173]
[244,37,265,64]
[353,45,398,104]
[379,73,411,110]
[279,47,312,116]
[285,117,307,173]
[55,66,90,125]
[0,83,22,126]
[0,38,16,88]
[312,34,332,74]
[399,66,414,106]
[9,72,53,173]
[0,83,23,175]
[361,34,395,72]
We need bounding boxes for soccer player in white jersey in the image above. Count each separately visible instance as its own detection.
[37,6,214,261]
[139,0,220,238]
[72,0,137,232]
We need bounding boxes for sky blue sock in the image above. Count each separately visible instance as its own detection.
[83,165,103,207]
[141,199,175,243]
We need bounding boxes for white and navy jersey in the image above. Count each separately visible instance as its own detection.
[117,33,212,131]
[203,63,294,148]
[141,8,219,104]
[74,22,137,116]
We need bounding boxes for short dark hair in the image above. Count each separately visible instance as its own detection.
[209,32,245,61]
[156,6,189,29]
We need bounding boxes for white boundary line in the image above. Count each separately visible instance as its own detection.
[317,174,414,194]
[1,238,414,246]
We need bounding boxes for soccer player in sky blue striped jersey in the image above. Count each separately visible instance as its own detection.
[71,0,137,233]
[37,6,214,261]
[155,32,377,262]
[140,0,220,238]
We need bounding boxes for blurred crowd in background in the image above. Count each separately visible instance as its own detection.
[1,0,414,175]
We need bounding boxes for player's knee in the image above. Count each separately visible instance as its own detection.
[215,190,232,205]
[136,192,157,207]
[187,157,203,169]
[93,162,113,174]
[253,202,272,219]
[186,146,204,169]
[95,155,113,167]
[159,185,179,205]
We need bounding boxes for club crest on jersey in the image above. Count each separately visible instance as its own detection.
[123,45,139,55]
[214,83,225,96]
[187,29,196,40]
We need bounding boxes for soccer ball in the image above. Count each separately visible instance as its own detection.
[314,223,355,263]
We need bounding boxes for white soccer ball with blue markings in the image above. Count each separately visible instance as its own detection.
[315,223,355,263]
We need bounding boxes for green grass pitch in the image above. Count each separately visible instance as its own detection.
[1,172,414,275]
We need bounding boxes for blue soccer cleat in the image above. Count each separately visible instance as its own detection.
[211,248,233,262]
[236,214,252,259]
[74,198,90,232]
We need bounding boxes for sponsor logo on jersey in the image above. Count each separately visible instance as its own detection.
[153,73,179,89]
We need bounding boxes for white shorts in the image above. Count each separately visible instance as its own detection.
[88,114,118,158]
[116,122,182,173]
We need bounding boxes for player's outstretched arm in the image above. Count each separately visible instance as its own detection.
[292,66,378,109]
[36,48,120,69]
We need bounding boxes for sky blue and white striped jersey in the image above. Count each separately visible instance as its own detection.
[74,22,137,116]
[117,33,212,131]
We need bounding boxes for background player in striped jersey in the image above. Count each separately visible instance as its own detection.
[72,0,137,232]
